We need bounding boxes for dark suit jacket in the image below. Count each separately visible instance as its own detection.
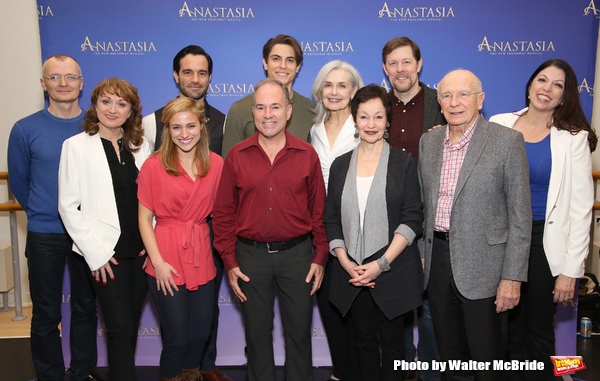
[418,117,531,300]
[422,83,446,133]
[324,146,423,320]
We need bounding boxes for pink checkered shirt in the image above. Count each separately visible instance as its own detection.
[434,116,478,232]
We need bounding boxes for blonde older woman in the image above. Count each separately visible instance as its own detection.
[310,60,364,188]
[310,60,364,381]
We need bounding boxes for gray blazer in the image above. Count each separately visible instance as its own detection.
[418,117,532,300]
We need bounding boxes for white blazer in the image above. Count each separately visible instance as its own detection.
[58,131,152,271]
[490,108,593,278]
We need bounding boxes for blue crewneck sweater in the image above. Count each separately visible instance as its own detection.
[7,108,84,233]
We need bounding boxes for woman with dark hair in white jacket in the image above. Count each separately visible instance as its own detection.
[490,59,597,381]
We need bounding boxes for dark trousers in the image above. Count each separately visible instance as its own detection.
[404,296,441,381]
[92,255,147,381]
[428,236,505,381]
[508,222,560,381]
[201,219,224,371]
[148,276,215,378]
[316,255,361,381]
[236,238,313,381]
[26,232,98,381]
[351,288,405,381]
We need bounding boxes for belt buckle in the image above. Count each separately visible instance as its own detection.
[266,243,279,254]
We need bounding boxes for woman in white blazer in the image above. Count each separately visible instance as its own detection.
[309,60,363,381]
[59,78,152,381]
[490,59,597,381]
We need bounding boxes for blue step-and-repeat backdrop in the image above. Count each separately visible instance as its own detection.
[37,0,599,367]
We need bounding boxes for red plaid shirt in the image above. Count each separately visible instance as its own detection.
[434,117,478,232]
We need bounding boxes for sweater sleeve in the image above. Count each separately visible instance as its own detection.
[7,122,31,211]
[222,100,252,159]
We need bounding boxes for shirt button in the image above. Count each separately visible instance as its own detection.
[270,169,273,172]
[269,187,273,191]
[401,129,405,132]
[269,227,272,230]
[269,207,272,211]
[403,110,406,113]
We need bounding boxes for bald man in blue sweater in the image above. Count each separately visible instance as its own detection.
[8,54,100,381]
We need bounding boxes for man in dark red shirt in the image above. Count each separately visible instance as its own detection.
[383,36,446,163]
[213,78,328,381]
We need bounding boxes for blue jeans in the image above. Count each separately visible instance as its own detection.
[26,232,98,381]
[148,276,215,378]
[404,298,441,381]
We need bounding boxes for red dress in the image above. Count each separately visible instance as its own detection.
[137,152,223,291]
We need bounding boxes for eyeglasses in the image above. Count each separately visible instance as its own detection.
[438,91,481,104]
[43,75,82,83]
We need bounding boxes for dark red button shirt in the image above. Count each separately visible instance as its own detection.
[213,130,328,271]
[388,87,425,162]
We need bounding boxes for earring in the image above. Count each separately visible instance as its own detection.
[354,125,359,139]
[383,123,390,139]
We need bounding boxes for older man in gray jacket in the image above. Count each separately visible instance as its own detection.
[418,69,531,381]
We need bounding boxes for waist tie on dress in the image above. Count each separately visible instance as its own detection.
[156,217,209,267]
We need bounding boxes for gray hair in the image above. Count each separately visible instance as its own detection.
[312,60,363,124]
[253,78,291,108]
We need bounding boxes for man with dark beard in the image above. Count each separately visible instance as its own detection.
[143,45,224,154]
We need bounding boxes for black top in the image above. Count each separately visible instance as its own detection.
[101,137,144,259]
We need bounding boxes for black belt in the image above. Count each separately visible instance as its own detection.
[433,231,450,241]
[238,234,310,253]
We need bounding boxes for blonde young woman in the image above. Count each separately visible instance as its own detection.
[138,97,223,381]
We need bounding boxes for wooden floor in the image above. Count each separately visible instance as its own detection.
[0,307,596,381]
[0,306,32,338]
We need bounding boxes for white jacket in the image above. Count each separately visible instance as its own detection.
[58,131,151,271]
[490,108,593,278]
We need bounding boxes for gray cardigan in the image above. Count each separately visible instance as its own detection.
[324,146,424,320]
